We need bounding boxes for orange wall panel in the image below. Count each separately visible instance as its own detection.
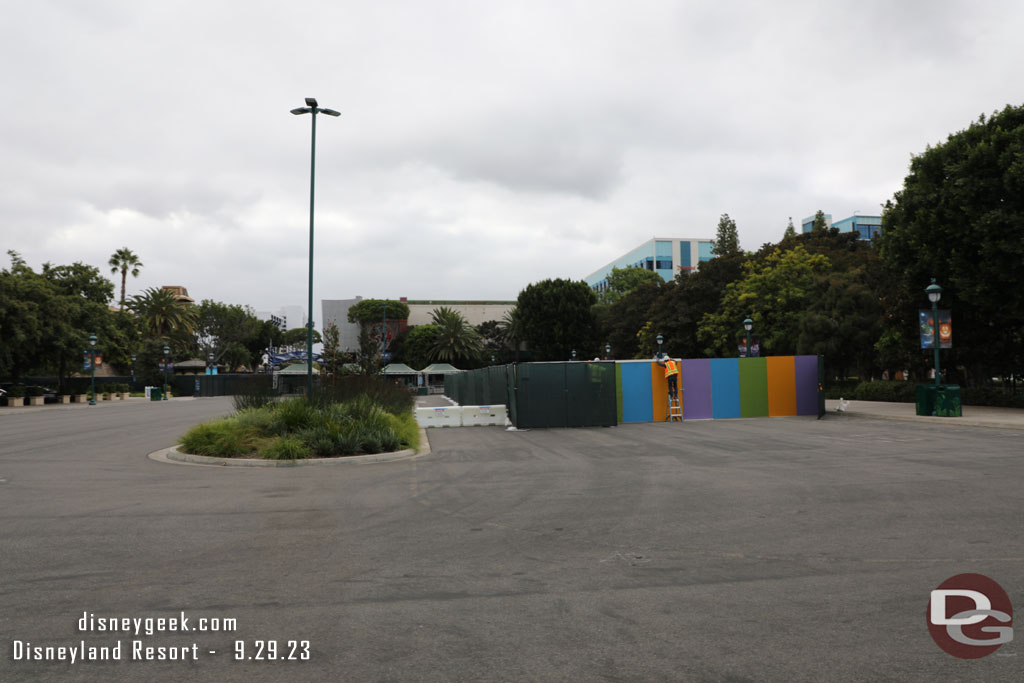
[650,362,669,421]
[766,356,797,416]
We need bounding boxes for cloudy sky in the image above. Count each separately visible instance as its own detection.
[3,0,1022,327]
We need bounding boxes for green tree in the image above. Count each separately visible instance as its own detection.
[346,299,411,326]
[428,307,482,365]
[496,308,523,361]
[796,270,883,378]
[280,327,322,349]
[108,248,143,311]
[516,279,598,361]
[320,322,344,382]
[698,245,831,356]
[881,104,1024,383]
[129,287,197,342]
[811,210,829,233]
[394,324,439,370]
[597,266,662,305]
[784,217,797,239]
[711,213,740,256]
[194,300,267,368]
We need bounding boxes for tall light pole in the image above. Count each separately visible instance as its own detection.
[162,345,170,401]
[743,317,753,358]
[926,279,943,386]
[291,97,340,399]
[89,334,97,406]
[130,352,137,391]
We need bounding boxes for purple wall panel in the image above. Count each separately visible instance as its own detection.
[794,355,819,416]
[680,359,713,420]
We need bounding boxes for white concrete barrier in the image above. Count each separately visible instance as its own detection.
[416,406,463,428]
[461,405,507,427]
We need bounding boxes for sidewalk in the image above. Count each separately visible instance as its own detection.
[825,398,1024,431]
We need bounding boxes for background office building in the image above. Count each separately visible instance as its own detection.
[322,297,516,353]
[584,237,714,293]
[802,213,882,241]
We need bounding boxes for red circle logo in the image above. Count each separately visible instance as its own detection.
[927,573,1013,659]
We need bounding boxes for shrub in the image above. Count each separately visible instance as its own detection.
[260,436,312,460]
[180,419,257,457]
[852,381,916,403]
[234,386,278,412]
[383,412,420,450]
[233,407,277,437]
[312,376,413,416]
[269,398,317,435]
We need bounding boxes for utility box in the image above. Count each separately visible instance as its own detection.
[935,385,962,417]
[149,388,162,401]
[915,384,936,416]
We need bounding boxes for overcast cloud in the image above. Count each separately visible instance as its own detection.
[2,0,1022,328]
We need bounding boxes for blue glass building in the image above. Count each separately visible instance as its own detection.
[584,237,715,294]
[802,213,881,241]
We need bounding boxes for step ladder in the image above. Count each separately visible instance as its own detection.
[667,394,683,422]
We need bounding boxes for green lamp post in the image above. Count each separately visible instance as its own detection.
[162,345,170,401]
[656,333,663,357]
[130,352,137,390]
[88,334,97,406]
[743,317,753,357]
[291,97,340,399]
[605,343,611,360]
[926,279,943,386]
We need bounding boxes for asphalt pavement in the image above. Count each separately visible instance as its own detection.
[2,398,1023,682]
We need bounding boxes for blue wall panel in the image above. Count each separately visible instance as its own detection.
[710,358,741,419]
[620,362,654,423]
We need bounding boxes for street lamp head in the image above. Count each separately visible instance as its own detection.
[656,334,664,346]
[131,353,137,361]
[290,107,312,115]
[89,334,97,346]
[321,108,341,117]
[305,97,318,107]
[926,279,942,303]
[163,345,170,356]
[743,317,753,332]
[605,343,611,354]
[572,349,577,359]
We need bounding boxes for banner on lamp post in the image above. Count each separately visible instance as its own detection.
[919,309,952,349]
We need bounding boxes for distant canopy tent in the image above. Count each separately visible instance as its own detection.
[381,363,421,375]
[420,363,462,375]
[172,359,209,374]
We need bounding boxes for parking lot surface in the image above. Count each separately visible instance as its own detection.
[2,401,1022,682]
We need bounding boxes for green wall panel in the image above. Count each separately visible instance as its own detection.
[738,357,769,417]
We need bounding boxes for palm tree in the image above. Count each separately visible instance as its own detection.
[109,248,143,311]
[428,306,482,364]
[497,307,522,362]
[128,287,197,340]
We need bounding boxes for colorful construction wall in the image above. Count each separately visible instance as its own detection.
[616,356,820,422]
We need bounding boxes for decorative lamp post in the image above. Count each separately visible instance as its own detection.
[130,352,137,390]
[89,334,97,406]
[571,349,577,361]
[605,343,611,360]
[743,317,753,358]
[926,279,943,386]
[208,352,215,374]
[291,97,340,399]
[162,345,170,401]
[656,334,664,357]
[491,354,496,365]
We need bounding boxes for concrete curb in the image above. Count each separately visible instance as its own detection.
[148,428,432,467]
[826,410,1024,431]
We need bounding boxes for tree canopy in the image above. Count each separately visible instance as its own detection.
[516,278,598,361]
[711,213,740,256]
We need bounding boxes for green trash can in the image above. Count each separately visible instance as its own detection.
[935,384,962,417]
[416,387,428,396]
[915,384,937,416]
[150,388,162,401]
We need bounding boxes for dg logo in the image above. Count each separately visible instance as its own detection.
[927,573,1014,659]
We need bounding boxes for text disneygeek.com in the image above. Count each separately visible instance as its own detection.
[10,612,311,664]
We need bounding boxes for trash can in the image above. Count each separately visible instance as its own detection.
[150,388,162,401]
[935,384,962,417]
[915,384,936,416]
[417,387,428,396]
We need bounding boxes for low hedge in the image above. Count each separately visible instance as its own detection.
[838,381,1024,407]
